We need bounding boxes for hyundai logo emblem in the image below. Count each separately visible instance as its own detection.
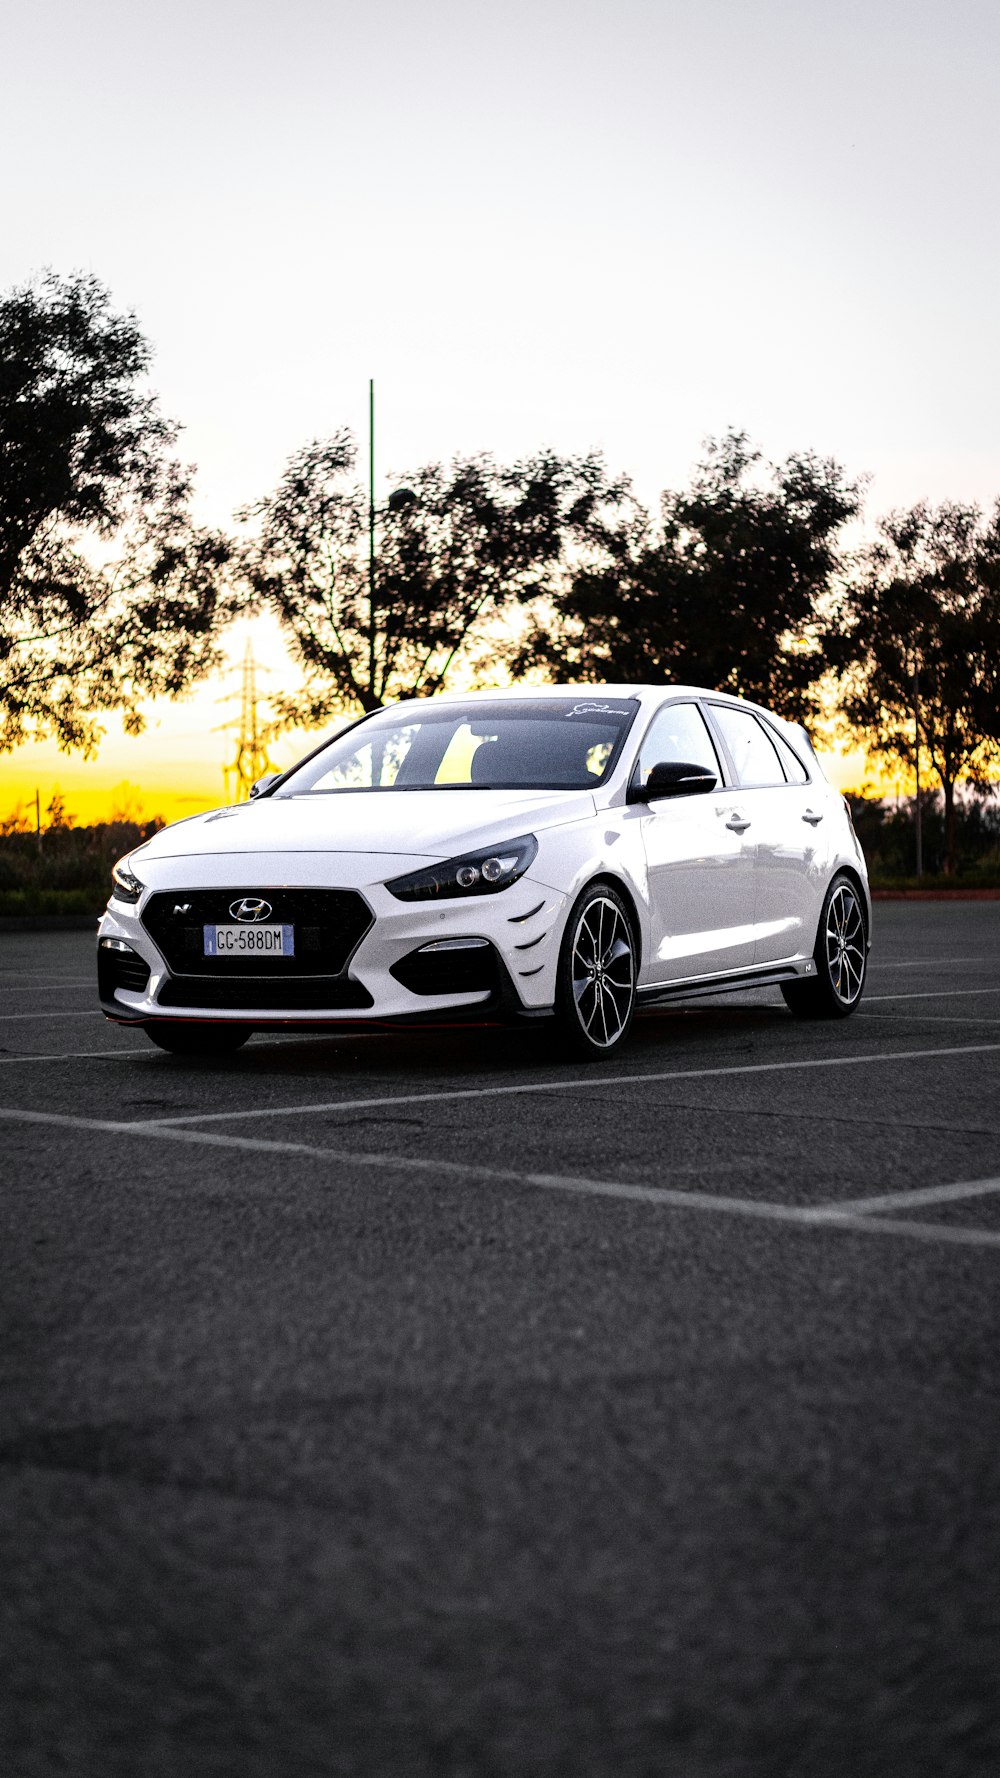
[229,897,273,923]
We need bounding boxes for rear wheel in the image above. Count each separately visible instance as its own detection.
[143,1022,251,1055]
[555,883,637,1059]
[781,874,868,1020]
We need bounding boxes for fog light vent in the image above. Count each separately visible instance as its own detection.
[98,938,151,998]
[390,939,497,998]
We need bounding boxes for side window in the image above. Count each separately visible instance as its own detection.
[710,706,785,789]
[768,726,810,785]
[637,702,722,787]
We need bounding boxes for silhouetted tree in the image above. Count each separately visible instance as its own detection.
[0,271,233,752]
[238,432,621,724]
[827,501,1000,873]
[514,432,863,721]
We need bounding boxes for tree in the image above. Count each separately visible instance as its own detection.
[827,501,1000,873]
[515,431,863,722]
[0,271,233,753]
[237,432,622,725]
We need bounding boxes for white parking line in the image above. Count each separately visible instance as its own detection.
[0,1011,104,1022]
[803,1214,1000,1249]
[830,1175,1000,1216]
[2,1105,1000,1251]
[0,1049,154,1066]
[869,958,997,969]
[0,1031,393,1064]
[141,1040,1000,1129]
[864,987,1000,1003]
[860,1012,1000,1026]
[0,972,96,981]
[2,981,96,993]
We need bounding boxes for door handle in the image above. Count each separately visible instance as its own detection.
[725,814,751,833]
[802,809,824,826]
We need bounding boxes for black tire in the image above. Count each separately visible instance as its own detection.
[143,1022,251,1055]
[555,882,638,1059]
[781,873,868,1020]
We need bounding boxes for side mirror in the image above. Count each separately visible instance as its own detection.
[249,773,279,800]
[628,760,718,803]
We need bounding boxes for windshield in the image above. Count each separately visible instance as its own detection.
[276,698,640,795]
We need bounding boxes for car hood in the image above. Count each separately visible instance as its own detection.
[134,788,596,864]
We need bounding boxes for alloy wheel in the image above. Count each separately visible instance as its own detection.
[824,883,866,1006]
[570,894,636,1049]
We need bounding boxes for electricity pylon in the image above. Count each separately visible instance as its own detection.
[221,639,277,803]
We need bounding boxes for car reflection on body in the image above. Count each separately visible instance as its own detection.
[97,685,871,1059]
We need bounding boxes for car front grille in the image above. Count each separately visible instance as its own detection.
[142,888,373,978]
[157,976,374,1011]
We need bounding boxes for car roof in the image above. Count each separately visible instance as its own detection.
[379,684,817,762]
[387,683,770,715]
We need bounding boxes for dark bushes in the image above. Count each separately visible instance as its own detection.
[847,790,1000,884]
[0,818,163,914]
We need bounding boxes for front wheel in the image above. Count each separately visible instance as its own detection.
[781,874,868,1020]
[143,1022,251,1055]
[555,883,638,1059]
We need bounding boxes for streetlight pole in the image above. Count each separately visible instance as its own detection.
[368,378,376,698]
[913,656,923,879]
[368,378,375,593]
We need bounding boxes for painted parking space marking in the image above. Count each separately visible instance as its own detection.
[0,1049,156,1066]
[3,1105,1000,1252]
[0,1010,105,1022]
[0,1031,392,1064]
[860,1012,1000,1026]
[868,958,998,970]
[137,1040,1000,1129]
[795,1214,1000,1249]
[2,981,98,994]
[864,987,1000,1003]
[830,1174,1000,1216]
[1,975,98,985]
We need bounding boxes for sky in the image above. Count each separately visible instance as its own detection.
[3,0,999,820]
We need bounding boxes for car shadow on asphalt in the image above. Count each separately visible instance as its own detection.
[139,1000,795,1083]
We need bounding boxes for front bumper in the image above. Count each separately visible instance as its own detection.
[97,868,567,1027]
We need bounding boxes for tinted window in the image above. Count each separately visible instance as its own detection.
[768,726,810,784]
[278,697,639,794]
[637,702,722,787]
[710,706,785,789]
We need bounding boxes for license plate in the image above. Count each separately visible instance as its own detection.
[204,924,295,957]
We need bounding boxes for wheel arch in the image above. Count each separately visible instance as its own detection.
[580,871,645,972]
[826,863,871,944]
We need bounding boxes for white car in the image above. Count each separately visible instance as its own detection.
[98,685,871,1059]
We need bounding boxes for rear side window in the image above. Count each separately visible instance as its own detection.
[710,705,785,789]
[637,701,723,787]
[768,727,810,784]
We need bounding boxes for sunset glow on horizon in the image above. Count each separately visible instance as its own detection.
[1,613,880,830]
[3,0,998,821]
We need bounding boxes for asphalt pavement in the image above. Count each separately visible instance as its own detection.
[3,903,1000,1777]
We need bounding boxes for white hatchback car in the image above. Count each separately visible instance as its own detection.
[98,685,871,1058]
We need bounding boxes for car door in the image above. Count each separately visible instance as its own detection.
[633,700,757,985]
[705,703,821,965]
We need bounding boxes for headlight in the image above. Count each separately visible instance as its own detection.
[110,856,145,905]
[386,834,538,902]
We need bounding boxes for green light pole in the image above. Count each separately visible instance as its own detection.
[368,378,376,698]
[913,655,923,879]
[369,377,375,591]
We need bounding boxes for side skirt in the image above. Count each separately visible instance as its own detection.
[637,959,814,1006]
